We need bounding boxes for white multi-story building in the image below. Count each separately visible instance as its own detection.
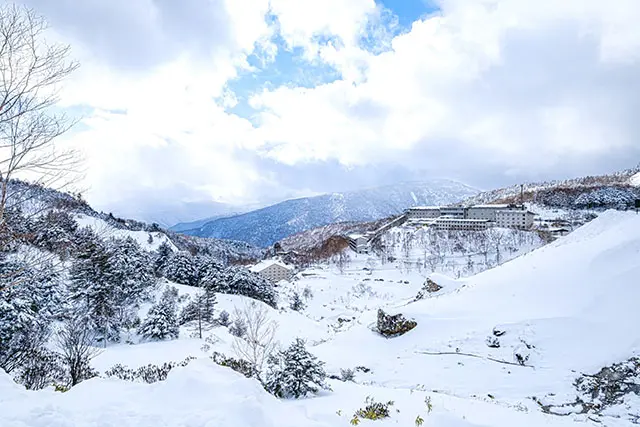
[249,260,294,283]
[346,234,370,254]
[433,218,490,231]
[466,204,512,221]
[406,206,441,220]
[495,209,535,229]
[404,203,535,231]
[439,206,466,218]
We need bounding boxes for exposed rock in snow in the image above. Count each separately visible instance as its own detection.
[376,309,417,337]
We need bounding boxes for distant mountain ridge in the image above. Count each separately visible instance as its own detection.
[462,166,640,209]
[175,180,480,247]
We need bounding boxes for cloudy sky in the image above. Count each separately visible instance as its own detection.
[15,0,640,223]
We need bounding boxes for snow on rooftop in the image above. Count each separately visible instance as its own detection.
[249,259,293,273]
[631,172,640,187]
[469,204,512,209]
[408,206,441,210]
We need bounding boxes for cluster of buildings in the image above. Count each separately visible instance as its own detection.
[405,204,535,231]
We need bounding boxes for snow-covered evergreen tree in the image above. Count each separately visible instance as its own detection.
[153,242,174,276]
[290,292,305,312]
[163,251,198,286]
[0,260,51,373]
[138,287,179,341]
[223,266,277,307]
[265,338,327,398]
[106,236,155,307]
[68,239,121,343]
[197,255,224,289]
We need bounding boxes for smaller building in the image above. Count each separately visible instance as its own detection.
[249,259,294,283]
[347,234,370,254]
[495,209,535,229]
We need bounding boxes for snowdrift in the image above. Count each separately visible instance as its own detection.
[0,359,329,427]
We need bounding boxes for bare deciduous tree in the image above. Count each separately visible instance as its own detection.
[0,4,80,288]
[54,316,101,387]
[231,301,278,378]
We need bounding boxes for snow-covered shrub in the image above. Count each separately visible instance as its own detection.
[485,336,500,348]
[353,396,394,421]
[210,351,256,378]
[104,356,195,383]
[340,368,355,382]
[138,287,179,341]
[217,310,230,327]
[13,347,66,390]
[264,338,328,399]
[513,343,531,366]
[229,316,247,338]
[302,286,313,301]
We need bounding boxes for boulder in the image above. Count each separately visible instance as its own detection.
[425,279,443,293]
[376,309,417,337]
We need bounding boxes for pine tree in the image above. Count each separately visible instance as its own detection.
[223,266,277,307]
[163,251,198,286]
[68,239,120,344]
[178,285,216,338]
[153,242,173,276]
[290,292,305,312]
[138,287,179,341]
[265,338,327,398]
[106,236,155,307]
[0,260,51,373]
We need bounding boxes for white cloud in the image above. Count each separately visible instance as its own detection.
[16,0,640,223]
[250,0,640,180]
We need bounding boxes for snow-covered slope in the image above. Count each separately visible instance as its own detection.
[309,210,640,419]
[178,180,480,247]
[0,359,328,427]
[631,172,640,187]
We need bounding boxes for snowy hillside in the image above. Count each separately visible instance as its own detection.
[464,167,640,210]
[4,210,640,426]
[176,179,479,247]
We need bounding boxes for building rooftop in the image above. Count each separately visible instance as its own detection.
[408,206,441,210]
[469,204,512,209]
[496,209,535,215]
[249,259,294,273]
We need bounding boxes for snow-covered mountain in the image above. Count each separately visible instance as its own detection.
[176,179,480,247]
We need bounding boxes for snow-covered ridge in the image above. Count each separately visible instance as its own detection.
[177,179,480,247]
[464,167,640,209]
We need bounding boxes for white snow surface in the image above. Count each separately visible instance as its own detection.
[0,359,327,427]
[74,214,177,252]
[3,210,640,426]
[631,172,640,186]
